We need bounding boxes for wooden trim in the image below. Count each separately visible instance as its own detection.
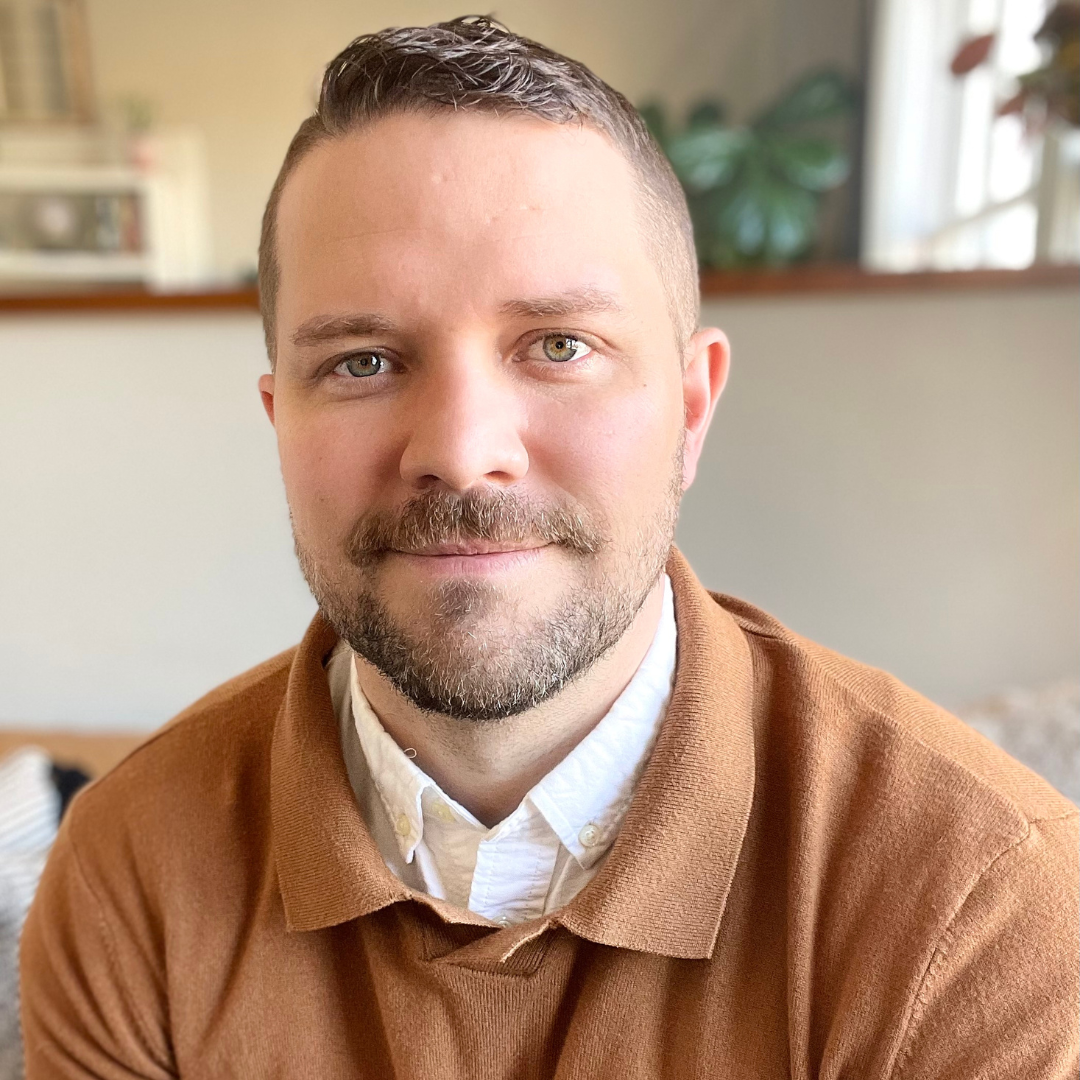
[0,730,147,778]
[0,286,261,313]
[0,265,1075,314]
[699,263,1080,296]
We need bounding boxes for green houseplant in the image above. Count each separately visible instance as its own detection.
[642,70,857,269]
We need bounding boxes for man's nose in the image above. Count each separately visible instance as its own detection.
[397,359,529,493]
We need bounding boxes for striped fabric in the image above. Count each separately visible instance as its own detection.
[0,750,60,854]
[0,748,62,1080]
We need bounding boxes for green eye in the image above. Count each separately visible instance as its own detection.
[542,334,583,362]
[342,354,383,378]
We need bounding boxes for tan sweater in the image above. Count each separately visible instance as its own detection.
[21,552,1079,1079]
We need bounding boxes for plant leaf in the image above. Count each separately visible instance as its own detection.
[950,34,996,76]
[707,166,818,262]
[765,135,849,190]
[665,127,750,192]
[761,184,817,261]
[686,99,727,130]
[753,69,856,130]
[997,89,1027,117]
[720,186,769,255]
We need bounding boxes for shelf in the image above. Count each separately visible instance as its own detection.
[0,284,259,312]
[699,263,1080,296]
[0,264,1075,314]
[0,164,147,192]
[0,250,148,282]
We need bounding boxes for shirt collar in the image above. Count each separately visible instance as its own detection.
[270,547,756,958]
[349,661,431,864]
[349,575,677,871]
[270,613,410,934]
[554,550,757,959]
[526,573,676,869]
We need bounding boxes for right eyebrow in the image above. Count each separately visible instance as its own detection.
[499,286,625,321]
[290,313,399,348]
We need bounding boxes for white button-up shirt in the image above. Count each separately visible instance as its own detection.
[329,574,676,925]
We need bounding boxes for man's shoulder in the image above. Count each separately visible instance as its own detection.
[711,590,1076,829]
[65,643,301,855]
[116,642,296,774]
[24,641,313,1056]
[708,589,1077,1030]
[170,642,299,730]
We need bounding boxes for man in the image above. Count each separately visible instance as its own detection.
[21,17,1077,1079]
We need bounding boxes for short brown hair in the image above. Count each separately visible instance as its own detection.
[258,16,698,366]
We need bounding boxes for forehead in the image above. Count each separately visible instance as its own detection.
[273,110,667,335]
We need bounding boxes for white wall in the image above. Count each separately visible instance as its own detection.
[1,284,1075,729]
[0,313,315,729]
[682,287,1079,708]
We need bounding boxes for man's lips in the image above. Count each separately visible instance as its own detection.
[381,543,551,575]
[394,541,547,557]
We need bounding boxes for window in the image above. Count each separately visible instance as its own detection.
[862,0,1078,270]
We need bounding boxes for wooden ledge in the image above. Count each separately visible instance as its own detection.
[700,263,1080,296]
[0,729,147,778]
[0,265,1075,314]
[0,285,260,314]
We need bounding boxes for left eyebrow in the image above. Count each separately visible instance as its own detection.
[499,287,625,321]
[290,312,399,348]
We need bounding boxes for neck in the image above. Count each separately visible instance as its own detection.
[353,577,666,827]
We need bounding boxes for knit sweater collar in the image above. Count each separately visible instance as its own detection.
[270,546,756,961]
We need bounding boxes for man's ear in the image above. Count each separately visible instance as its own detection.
[681,327,730,490]
[258,373,276,426]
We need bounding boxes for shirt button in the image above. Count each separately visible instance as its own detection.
[496,915,510,927]
[578,823,601,848]
[395,813,411,838]
[431,800,455,823]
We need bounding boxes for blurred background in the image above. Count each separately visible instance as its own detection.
[0,0,1076,786]
[0,0,1076,1061]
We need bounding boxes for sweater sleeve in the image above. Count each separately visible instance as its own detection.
[19,815,175,1079]
[891,811,1080,1080]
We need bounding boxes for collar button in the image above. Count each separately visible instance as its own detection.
[578,823,601,848]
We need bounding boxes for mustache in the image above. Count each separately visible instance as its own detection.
[344,488,607,568]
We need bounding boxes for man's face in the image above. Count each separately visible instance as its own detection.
[262,111,724,719]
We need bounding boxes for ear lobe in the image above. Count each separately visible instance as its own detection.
[680,328,730,489]
[258,373,276,426]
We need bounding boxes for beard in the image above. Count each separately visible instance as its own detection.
[294,454,682,721]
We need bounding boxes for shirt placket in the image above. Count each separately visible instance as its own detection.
[419,790,486,909]
[468,805,561,924]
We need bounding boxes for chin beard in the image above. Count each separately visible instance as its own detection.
[302,559,659,720]
[293,477,680,721]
